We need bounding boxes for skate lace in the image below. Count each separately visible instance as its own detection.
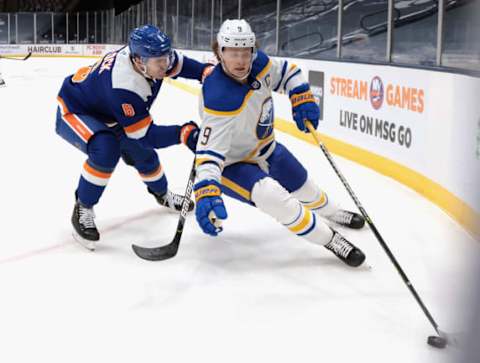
[327,234,353,258]
[166,190,184,208]
[332,210,353,225]
[79,206,96,229]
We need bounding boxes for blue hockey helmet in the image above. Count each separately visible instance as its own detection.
[128,24,171,58]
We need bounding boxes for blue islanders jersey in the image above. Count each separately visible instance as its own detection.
[57,45,207,143]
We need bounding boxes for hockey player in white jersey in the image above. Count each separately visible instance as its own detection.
[193,19,366,267]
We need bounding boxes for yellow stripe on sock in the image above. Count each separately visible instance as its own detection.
[289,208,312,234]
[304,193,327,210]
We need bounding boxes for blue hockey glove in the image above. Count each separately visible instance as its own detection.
[180,121,200,152]
[194,180,227,236]
[289,84,320,133]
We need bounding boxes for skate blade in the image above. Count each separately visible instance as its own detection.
[72,231,96,251]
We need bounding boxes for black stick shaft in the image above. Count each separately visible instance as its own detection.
[0,52,32,61]
[175,161,196,238]
[306,122,441,335]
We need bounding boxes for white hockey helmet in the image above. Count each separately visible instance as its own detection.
[217,19,256,50]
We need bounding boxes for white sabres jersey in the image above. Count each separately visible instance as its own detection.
[195,50,306,183]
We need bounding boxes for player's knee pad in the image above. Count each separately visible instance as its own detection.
[121,151,135,166]
[251,177,301,224]
[291,177,318,200]
[121,145,159,172]
[136,152,160,174]
[291,178,337,216]
[87,131,121,168]
[252,177,333,245]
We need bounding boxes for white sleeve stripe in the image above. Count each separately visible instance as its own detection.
[195,154,225,168]
[283,69,302,91]
[168,51,184,78]
[273,61,288,92]
[125,125,149,139]
[196,163,222,184]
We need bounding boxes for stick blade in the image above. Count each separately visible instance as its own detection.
[131,240,179,261]
[427,335,447,349]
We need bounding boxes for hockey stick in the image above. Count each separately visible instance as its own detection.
[131,159,196,261]
[305,121,452,348]
[0,52,32,61]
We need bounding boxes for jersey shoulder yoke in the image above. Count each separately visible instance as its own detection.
[202,66,252,116]
[111,47,152,102]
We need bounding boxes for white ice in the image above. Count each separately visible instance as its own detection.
[0,58,478,363]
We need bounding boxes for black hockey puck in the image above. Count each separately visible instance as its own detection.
[427,335,447,348]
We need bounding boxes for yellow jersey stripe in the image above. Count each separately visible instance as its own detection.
[221,177,251,200]
[204,90,254,116]
[243,134,275,162]
[257,60,272,79]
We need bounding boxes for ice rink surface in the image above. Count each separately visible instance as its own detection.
[0,57,478,363]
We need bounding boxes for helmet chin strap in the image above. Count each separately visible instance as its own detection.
[131,53,169,81]
[139,56,169,81]
[138,60,154,80]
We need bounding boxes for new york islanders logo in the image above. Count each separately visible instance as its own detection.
[256,97,274,140]
[122,103,135,117]
[369,76,384,110]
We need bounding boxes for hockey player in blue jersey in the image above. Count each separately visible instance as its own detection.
[56,25,209,250]
[193,19,366,267]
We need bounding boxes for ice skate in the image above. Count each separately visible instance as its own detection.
[326,209,365,229]
[324,230,365,267]
[71,200,99,251]
[149,188,194,212]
